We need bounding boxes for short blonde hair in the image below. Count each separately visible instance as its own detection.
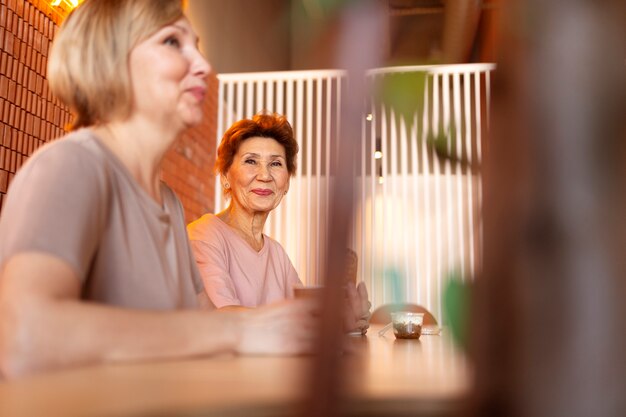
[48,0,185,130]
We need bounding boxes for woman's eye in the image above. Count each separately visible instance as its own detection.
[271,161,283,167]
[244,159,256,165]
[164,36,181,48]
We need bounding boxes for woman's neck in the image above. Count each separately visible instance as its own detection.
[91,118,179,203]
[217,205,269,252]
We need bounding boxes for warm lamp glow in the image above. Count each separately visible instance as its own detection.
[50,0,82,9]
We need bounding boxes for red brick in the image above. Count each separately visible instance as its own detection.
[32,117,40,139]
[18,108,25,131]
[35,73,42,94]
[7,79,15,102]
[21,67,28,89]
[33,29,41,52]
[14,84,21,107]
[8,55,15,79]
[28,3,34,27]
[1,99,9,124]
[0,5,6,28]
[17,62,24,88]
[9,149,16,172]
[26,112,33,135]
[17,130,23,153]
[2,148,8,170]
[26,23,32,46]
[0,148,5,173]
[8,103,15,125]
[0,75,8,99]
[3,30,13,55]
[16,0,23,18]
[28,68,34,91]
[16,16,23,39]
[0,52,7,76]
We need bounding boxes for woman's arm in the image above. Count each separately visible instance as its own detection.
[0,253,316,379]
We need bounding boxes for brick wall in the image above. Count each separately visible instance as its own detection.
[0,0,71,210]
[0,0,217,223]
[162,73,218,224]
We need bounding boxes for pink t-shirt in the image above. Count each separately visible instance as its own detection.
[187,214,302,308]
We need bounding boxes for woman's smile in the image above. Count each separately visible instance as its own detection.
[251,188,274,196]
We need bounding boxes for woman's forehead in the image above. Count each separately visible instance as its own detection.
[237,137,286,156]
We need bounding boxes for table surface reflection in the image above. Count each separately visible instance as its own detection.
[0,325,471,417]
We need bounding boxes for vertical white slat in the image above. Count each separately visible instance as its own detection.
[268,80,285,246]
[215,79,225,212]
[275,78,287,248]
[474,71,484,274]
[368,82,377,305]
[295,78,304,282]
[360,77,370,288]
[452,71,465,279]
[442,72,454,288]
[323,76,333,286]
[266,80,274,112]
[464,71,475,278]
[432,73,444,321]
[245,81,254,118]
[276,80,284,114]
[236,81,244,126]
[305,78,313,284]
[285,79,296,275]
[389,109,399,272]
[399,116,410,299]
[380,106,389,304]
[256,80,264,113]
[420,75,433,309]
[335,76,343,286]
[315,77,323,283]
[410,108,421,304]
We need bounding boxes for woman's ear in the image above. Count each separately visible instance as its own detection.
[220,174,230,190]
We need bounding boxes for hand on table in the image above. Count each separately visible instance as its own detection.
[344,282,371,335]
[234,299,318,356]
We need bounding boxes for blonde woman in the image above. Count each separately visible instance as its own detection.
[0,0,315,378]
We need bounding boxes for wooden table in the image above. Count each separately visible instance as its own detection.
[0,325,471,417]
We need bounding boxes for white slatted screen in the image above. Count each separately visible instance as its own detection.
[216,64,494,323]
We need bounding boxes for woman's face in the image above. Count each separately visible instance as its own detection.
[129,17,210,130]
[225,137,291,215]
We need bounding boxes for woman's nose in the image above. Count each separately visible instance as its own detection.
[192,48,211,78]
[256,165,271,181]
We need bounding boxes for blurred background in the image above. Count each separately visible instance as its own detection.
[1,1,625,415]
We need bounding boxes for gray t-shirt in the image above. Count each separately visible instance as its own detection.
[0,129,206,310]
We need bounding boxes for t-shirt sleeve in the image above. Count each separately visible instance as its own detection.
[0,140,106,280]
[187,223,242,308]
[272,240,302,298]
[286,260,302,298]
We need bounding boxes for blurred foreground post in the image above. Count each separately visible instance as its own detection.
[473,0,626,416]
[301,1,385,417]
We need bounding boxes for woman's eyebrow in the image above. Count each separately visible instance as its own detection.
[171,23,200,45]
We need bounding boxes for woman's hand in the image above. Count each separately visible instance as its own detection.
[344,282,371,335]
[234,299,318,356]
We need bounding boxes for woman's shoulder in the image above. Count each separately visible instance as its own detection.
[29,129,97,157]
[10,130,109,189]
[187,213,225,241]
